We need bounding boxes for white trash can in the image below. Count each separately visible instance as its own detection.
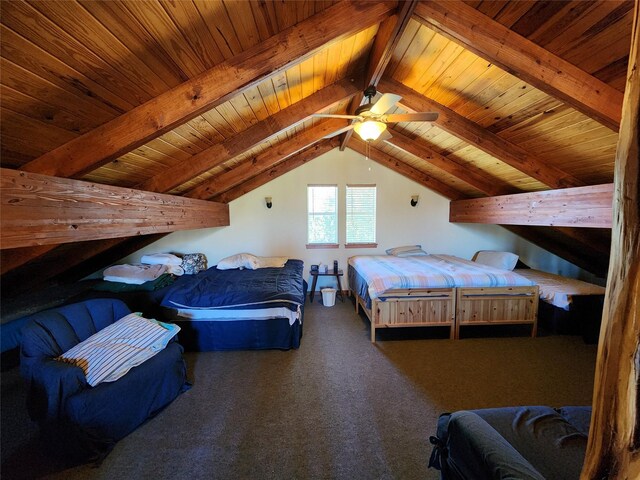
[321,288,337,307]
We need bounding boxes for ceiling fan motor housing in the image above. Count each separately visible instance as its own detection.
[355,85,379,116]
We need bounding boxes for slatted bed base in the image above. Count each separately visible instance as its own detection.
[354,286,539,342]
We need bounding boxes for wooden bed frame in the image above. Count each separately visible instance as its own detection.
[354,285,539,342]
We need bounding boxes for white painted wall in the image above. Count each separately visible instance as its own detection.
[120,148,602,290]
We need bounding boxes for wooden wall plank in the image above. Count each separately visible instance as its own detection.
[450,183,614,228]
[0,24,127,116]
[415,0,623,131]
[19,0,394,179]
[0,168,230,249]
[120,0,208,78]
[78,0,187,86]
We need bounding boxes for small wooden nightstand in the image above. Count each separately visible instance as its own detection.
[309,269,344,303]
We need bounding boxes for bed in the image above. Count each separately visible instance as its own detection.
[348,255,539,341]
[159,259,306,351]
[514,268,605,343]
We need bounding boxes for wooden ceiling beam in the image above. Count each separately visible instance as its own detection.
[140,77,360,193]
[1,168,229,249]
[383,128,514,196]
[214,139,340,204]
[186,119,348,200]
[19,0,396,178]
[347,138,466,200]
[414,0,623,131]
[340,0,418,150]
[379,78,585,189]
[450,183,613,228]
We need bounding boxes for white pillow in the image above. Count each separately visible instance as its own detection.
[395,249,428,257]
[216,253,259,270]
[386,245,425,256]
[255,256,288,268]
[57,313,180,387]
[472,251,519,271]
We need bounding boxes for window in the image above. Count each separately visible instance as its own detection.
[307,185,338,247]
[346,185,376,246]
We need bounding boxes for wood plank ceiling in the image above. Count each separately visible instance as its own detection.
[0,0,634,295]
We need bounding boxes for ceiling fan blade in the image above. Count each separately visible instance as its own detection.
[370,93,402,115]
[312,114,361,120]
[384,112,439,123]
[323,124,355,139]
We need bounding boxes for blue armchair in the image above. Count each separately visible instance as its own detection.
[20,298,188,460]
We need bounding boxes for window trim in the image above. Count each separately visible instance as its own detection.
[306,243,340,249]
[344,242,378,249]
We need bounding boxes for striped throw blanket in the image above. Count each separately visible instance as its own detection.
[349,255,535,300]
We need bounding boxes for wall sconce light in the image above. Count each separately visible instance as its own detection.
[265,196,273,209]
[410,195,419,207]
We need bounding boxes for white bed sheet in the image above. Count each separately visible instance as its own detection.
[176,306,301,325]
[515,269,605,310]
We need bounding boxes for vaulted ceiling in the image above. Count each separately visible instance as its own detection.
[1,0,634,297]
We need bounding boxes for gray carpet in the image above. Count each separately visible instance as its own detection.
[1,299,597,479]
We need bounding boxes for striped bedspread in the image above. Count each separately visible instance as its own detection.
[349,255,535,300]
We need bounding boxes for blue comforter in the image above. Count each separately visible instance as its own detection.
[160,259,305,312]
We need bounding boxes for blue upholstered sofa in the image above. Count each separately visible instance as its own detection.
[20,298,188,460]
[429,405,591,480]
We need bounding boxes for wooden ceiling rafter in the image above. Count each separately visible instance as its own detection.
[382,128,513,196]
[186,118,348,200]
[214,139,340,204]
[139,77,361,193]
[18,0,397,179]
[347,137,466,200]
[414,0,623,132]
[378,78,586,189]
[339,0,418,150]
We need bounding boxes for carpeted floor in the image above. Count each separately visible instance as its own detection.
[1,298,597,480]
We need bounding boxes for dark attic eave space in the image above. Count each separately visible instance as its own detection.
[1,0,631,298]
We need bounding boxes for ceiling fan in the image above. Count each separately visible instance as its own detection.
[313,85,439,142]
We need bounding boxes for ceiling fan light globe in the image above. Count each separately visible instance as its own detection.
[354,120,386,142]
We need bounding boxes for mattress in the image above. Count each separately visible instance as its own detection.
[160,259,305,313]
[349,255,535,301]
[175,306,300,325]
[158,259,306,351]
[514,269,605,310]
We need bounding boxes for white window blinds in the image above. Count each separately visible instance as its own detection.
[307,185,338,244]
[346,185,376,244]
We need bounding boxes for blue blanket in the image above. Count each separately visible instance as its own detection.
[160,259,305,312]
